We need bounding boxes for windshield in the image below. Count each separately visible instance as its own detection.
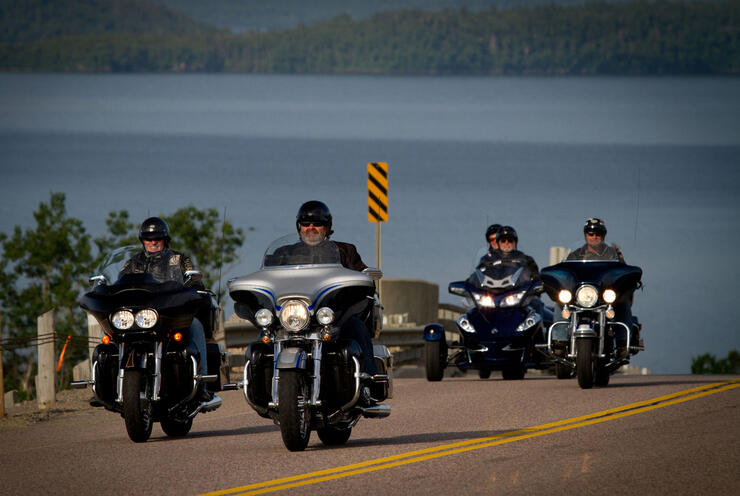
[93,245,196,286]
[470,259,531,293]
[262,233,342,268]
[563,242,621,262]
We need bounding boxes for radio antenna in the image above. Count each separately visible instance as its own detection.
[216,207,226,306]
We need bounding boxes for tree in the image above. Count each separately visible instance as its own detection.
[0,192,93,396]
[691,350,740,374]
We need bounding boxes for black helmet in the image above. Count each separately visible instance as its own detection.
[583,217,607,237]
[497,225,518,242]
[296,201,333,236]
[485,224,501,242]
[139,217,170,242]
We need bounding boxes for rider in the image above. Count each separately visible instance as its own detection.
[483,226,541,280]
[566,217,625,263]
[287,201,379,380]
[566,217,635,357]
[485,223,502,251]
[120,217,212,402]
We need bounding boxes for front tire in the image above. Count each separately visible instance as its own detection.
[502,366,526,380]
[317,425,352,446]
[425,341,445,382]
[122,369,153,442]
[278,370,311,451]
[576,339,595,389]
[555,362,573,379]
[160,417,193,437]
[478,368,492,379]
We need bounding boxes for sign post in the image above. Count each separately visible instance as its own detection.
[367,161,388,265]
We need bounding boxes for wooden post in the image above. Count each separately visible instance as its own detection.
[36,310,55,410]
[0,314,5,418]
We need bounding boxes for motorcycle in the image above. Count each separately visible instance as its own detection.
[71,246,228,442]
[424,257,552,381]
[539,252,643,388]
[227,233,392,452]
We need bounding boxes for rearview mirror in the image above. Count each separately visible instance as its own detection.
[448,281,468,297]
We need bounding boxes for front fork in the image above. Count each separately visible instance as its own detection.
[269,339,324,408]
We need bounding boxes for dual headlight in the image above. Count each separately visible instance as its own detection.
[111,309,158,330]
[557,286,618,307]
[255,301,335,332]
[472,290,526,308]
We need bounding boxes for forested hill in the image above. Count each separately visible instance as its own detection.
[1,0,738,74]
[0,0,218,43]
[152,0,634,32]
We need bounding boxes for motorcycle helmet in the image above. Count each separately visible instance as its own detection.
[583,217,607,237]
[497,225,518,243]
[485,224,501,242]
[296,200,333,236]
[139,217,171,242]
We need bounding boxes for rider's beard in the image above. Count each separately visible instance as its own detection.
[302,228,325,246]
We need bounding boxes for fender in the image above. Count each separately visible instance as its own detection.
[424,323,445,342]
[276,347,308,369]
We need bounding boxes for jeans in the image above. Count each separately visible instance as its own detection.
[187,317,208,376]
[340,316,378,375]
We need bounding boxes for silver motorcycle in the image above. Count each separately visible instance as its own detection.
[227,234,392,451]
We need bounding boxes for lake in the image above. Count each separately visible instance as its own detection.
[1,73,739,374]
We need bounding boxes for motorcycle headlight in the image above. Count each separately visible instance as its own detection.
[576,285,599,307]
[603,289,617,304]
[457,315,476,333]
[501,291,526,307]
[111,310,134,330]
[255,308,273,327]
[316,307,335,325]
[135,309,158,329]
[472,292,495,308]
[279,300,309,332]
[558,290,572,304]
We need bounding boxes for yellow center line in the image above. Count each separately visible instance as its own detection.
[201,379,740,496]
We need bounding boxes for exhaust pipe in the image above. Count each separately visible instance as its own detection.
[361,404,391,418]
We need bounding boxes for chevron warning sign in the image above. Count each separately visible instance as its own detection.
[367,162,388,222]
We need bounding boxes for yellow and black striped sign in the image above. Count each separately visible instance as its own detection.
[368,162,388,222]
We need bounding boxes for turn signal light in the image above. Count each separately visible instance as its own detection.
[101,335,110,345]
[173,332,183,342]
[261,335,271,344]
[605,306,616,319]
[561,307,571,319]
[322,332,331,341]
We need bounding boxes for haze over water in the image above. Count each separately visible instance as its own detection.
[2,73,739,374]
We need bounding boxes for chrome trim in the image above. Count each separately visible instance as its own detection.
[338,356,362,413]
[116,343,125,403]
[242,359,250,403]
[187,395,222,418]
[270,342,281,408]
[311,340,322,406]
[152,341,163,401]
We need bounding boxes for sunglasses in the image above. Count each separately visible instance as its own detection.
[585,231,602,237]
[299,221,326,228]
[488,237,497,243]
[143,238,164,242]
[498,237,515,244]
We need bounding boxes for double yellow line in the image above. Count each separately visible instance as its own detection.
[202,379,740,496]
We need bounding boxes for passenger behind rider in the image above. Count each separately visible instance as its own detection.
[565,217,635,358]
[119,217,212,402]
[289,201,379,379]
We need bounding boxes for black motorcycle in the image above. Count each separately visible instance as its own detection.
[424,258,552,381]
[71,246,227,442]
[227,234,393,451]
[540,257,643,388]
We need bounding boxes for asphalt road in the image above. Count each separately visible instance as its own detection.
[1,374,738,496]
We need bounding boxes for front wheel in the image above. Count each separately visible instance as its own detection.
[502,366,526,380]
[425,341,445,382]
[278,370,311,451]
[555,362,573,379]
[576,339,595,389]
[478,368,492,380]
[317,425,352,446]
[160,417,193,437]
[122,369,153,442]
